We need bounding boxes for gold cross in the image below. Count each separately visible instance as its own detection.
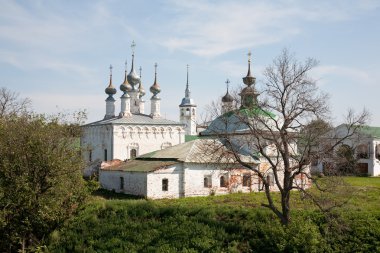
[248,51,252,62]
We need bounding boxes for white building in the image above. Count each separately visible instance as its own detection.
[315,124,380,176]
[100,138,272,199]
[81,44,190,163]
[99,53,310,199]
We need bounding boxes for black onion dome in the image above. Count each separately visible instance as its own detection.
[222,91,233,102]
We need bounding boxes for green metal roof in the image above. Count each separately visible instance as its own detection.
[201,107,276,136]
[359,126,380,138]
[185,135,200,142]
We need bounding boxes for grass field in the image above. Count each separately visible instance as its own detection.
[47,177,380,252]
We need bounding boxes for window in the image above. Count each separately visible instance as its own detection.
[104,149,108,161]
[161,142,172,149]
[162,179,168,191]
[120,177,124,190]
[266,173,275,186]
[220,175,227,188]
[356,144,369,159]
[89,150,92,162]
[204,175,212,188]
[130,149,137,159]
[376,144,380,160]
[243,174,251,187]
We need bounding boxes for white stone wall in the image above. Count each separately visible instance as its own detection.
[81,125,113,163]
[146,164,183,199]
[99,170,147,196]
[98,161,307,199]
[183,163,260,197]
[112,125,185,160]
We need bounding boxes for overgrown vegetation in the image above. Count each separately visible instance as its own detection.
[0,87,89,252]
[47,177,380,252]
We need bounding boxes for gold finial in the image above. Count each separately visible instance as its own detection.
[109,64,113,76]
[124,60,127,71]
[131,40,136,54]
[139,66,142,77]
[248,51,252,63]
[154,62,158,74]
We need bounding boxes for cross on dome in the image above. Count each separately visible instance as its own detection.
[131,40,136,54]
[248,51,252,63]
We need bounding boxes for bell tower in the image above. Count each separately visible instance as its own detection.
[179,65,197,136]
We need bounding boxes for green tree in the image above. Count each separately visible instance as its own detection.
[0,111,87,251]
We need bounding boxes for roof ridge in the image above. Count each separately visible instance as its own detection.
[183,139,200,162]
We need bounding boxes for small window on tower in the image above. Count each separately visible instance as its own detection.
[89,150,92,162]
[104,149,107,161]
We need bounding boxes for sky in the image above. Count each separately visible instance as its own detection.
[0,0,379,125]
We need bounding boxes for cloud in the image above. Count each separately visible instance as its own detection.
[312,65,373,87]
[0,1,136,76]
[158,0,380,57]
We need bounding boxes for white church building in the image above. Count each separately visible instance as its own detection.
[80,42,197,164]
[98,53,311,198]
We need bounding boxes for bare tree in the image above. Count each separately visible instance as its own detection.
[0,87,31,118]
[200,49,369,225]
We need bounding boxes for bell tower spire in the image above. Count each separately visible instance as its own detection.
[179,64,197,136]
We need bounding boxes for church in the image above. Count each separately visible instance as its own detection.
[80,42,197,165]
[96,52,311,199]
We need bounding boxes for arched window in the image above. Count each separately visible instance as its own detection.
[356,144,369,159]
[161,142,172,149]
[220,175,227,188]
[204,175,212,188]
[130,149,137,159]
[376,144,380,160]
[242,174,251,187]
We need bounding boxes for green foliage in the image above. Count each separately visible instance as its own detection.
[47,177,380,252]
[0,114,88,251]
